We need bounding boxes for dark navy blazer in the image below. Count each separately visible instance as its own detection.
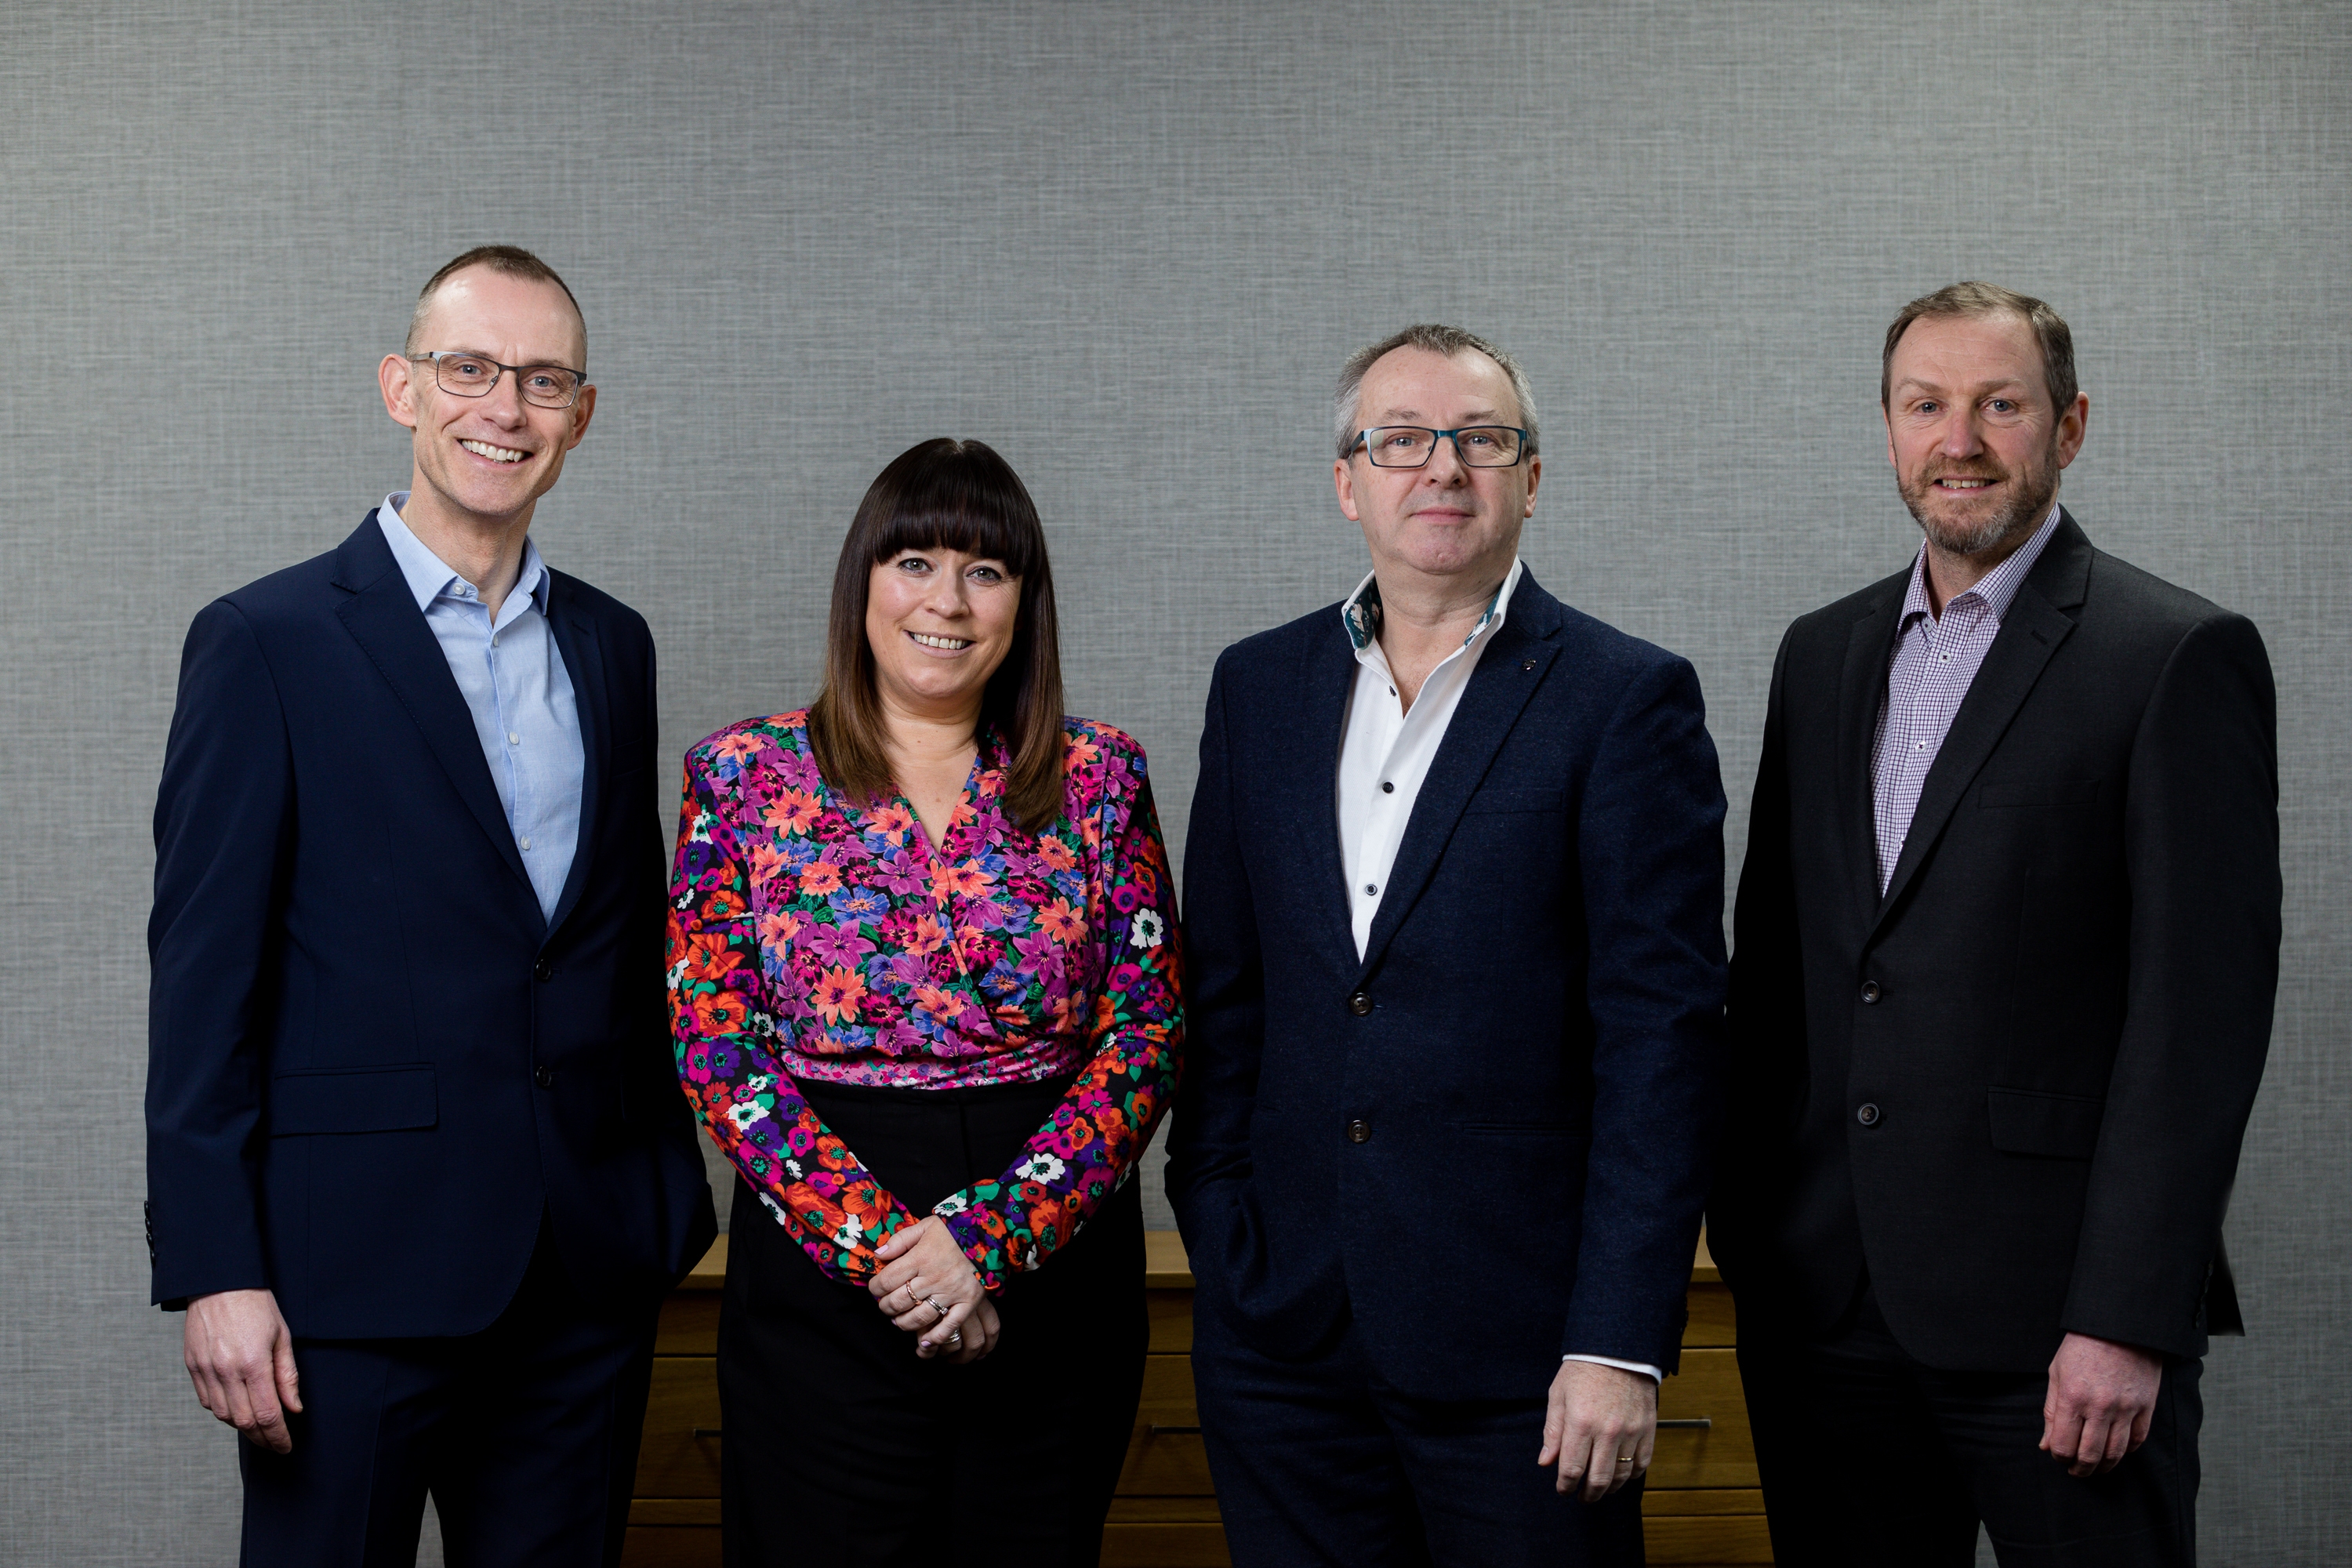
[146,513,717,1337]
[1167,569,1728,1401]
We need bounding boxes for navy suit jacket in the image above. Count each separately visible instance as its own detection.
[146,514,717,1337]
[1166,569,1728,1401]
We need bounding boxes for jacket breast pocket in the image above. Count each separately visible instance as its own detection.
[1986,1087,2103,1160]
[1978,778,2101,809]
[270,1065,437,1136]
[1462,786,1566,816]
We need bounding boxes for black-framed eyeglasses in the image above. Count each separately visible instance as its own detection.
[408,351,589,409]
[1349,425,1532,469]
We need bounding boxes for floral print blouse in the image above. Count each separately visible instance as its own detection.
[667,710,1183,1294]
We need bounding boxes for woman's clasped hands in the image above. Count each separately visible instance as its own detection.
[869,1215,1000,1363]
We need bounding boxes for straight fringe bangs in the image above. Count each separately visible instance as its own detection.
[807,438,1066,833]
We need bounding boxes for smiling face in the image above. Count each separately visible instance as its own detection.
[1885,310,2087,557]
[377,267,594,531]
[1334,345,1540,591]
[864,547,1022,724]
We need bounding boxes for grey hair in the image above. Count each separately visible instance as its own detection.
[1334,324,1541,460]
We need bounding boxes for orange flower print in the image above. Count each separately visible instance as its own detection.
[946,861,995,898]
[905,915,949,955]
[1037,836,1077,872]
[1038,897,1085,945]
[756,909,802,950]
[682,933,741,981]
[760,787,823,837]
[747,842,786,886]
[811,966,867,1024]
[702,888,746,922]
[912,983,960,1022]
[1065,733,1101,771]
[692,987,749,1036]
[869,801,914,840]
[800,859,844,896]
[711,733,765,765]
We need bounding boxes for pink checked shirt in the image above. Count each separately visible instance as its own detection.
[1871,508,2062,893]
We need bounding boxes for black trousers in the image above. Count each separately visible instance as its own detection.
[1189,1302,1645,1568]
[719,1074,1148,1568]
[1742,1281,2201,1567]
[237,1218,658,1568]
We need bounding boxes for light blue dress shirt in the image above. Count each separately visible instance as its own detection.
[379,495,584,922]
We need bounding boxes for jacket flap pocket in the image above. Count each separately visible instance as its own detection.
[270,1065,437,1136]
[1979,778,2100,809]
[1986,1087,2103,1159]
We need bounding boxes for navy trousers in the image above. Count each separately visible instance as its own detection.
[1189,1304,1644,1568]
[1741,1282,2202,1567]
[235,1222,659,1567]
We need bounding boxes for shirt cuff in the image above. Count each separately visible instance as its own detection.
[1562,1352,1663,1383]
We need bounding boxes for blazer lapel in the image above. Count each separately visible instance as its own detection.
[1356,583,1561,980]
[543,582,608,938]
[1835,585,1904,932]
[331,515,538,906]
[1867,516,2094,942]
[1288,620,1362,973]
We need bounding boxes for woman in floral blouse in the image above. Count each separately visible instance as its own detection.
[667,437,1183,1566]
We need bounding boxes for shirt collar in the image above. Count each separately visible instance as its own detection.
[377,492,549,616]
[1899,504,2062,628]
[1341,556,1524,658]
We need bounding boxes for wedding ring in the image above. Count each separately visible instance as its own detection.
[925,1294,949,1323]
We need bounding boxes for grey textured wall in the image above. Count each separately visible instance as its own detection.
[4,2,2345,1561]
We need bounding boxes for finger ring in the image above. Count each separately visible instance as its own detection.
[946,1328,963,1345]
[1616,1455,1635,1465]
[925,1294,949,1322]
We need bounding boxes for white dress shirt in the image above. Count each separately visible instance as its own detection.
[1333,558,1661,1385]
[379,495,585,922]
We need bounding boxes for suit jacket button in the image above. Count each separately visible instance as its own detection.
[535,1066,556,1090]
[1348,992,1374,1017]
[1346,1119,1373,1144]
[535,958,554,982]
[1857,1102,1881,1127]
[1859,980,1882,1004]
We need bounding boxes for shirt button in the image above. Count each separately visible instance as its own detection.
[519,836,532,851]
[1381,782,1395,793]
[1857,1102,1882,1127]
[535,1066,556,1090]
[1363,884,1377,896]
[535,958,554,982]
[1860,981,1883,1004]
[507,731,521,745]
[1346,1119,1373,1144]
[1348,992,1374,1018]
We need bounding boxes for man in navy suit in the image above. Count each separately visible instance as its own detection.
[147,245,716,1565]
[1167,325,1728,1566]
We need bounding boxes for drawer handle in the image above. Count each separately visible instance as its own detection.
[1148,1423,1203,1436]
[691,1428,724,1439]
[1657,1417,1712,1430]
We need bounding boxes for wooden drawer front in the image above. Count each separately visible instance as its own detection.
[1102,1521,1232,1566]
[1643,1511,1773,1564]
[1682,1283,1737,1348]
[655,1292,720,1356]
[1147,1288,1195,1353]
[1647,1349,1758,1490]
[1116,1354,1215,1496]
[619,1526,720,1568]
[634,1358,723,1498]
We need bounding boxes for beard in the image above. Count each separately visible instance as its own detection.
[1897,437,2062,557]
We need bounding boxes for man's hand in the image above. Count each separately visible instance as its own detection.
[1537,1360,1657,1502]
[2041,1332,2163,1478]
[183,1289,302,1454]
[870,1216,998,1363]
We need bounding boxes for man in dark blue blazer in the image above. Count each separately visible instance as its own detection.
[147,246,716,1566]
[1167,325,1728,1566]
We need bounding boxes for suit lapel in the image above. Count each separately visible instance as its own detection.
[1867,516,2093,942]
[1356,584,1561,979]
[543,579,608,938]
[1288,621,1361,973]
[331,514,538,907]
[1835,586,1904,932]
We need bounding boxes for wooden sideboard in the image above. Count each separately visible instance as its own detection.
[620,1232,1771,1566]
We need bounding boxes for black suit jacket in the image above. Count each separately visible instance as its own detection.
[1711,513,2278,1371]
[1166,571,1728,1400]
[146,514,717,1336]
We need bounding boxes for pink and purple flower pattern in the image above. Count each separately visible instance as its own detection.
[667,710,1182,1293]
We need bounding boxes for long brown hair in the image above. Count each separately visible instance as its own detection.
[806,438,1066,832]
